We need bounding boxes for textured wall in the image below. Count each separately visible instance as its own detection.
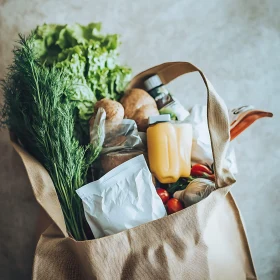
[0,0,279,279]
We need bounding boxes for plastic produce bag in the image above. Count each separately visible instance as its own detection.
[76,155,166,238]
[90,108,144,155]
[90,108,147,180]
[174,178,216,207]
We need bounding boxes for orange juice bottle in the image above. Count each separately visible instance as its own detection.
[147,115,192,184]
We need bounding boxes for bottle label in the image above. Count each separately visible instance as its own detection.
[149,86,189,121]
[149,86,169,99]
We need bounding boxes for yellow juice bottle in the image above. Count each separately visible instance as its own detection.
[147,115,192,183]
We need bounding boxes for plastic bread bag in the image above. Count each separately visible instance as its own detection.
[76,155,166,238]
[90,108,147,180]
[90,108,145,154]
[174,178,216,207]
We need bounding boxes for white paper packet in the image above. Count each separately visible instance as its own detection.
[76,155,166,238]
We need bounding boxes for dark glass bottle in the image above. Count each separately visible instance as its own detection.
[144,75,189,120]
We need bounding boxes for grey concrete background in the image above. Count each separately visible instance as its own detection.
[0,0,279,279]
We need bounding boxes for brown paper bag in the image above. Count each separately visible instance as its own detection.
[10,62,257,280]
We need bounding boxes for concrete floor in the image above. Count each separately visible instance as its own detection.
[0,0,279,279]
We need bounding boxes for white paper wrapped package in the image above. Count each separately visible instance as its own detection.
[188,105,237,175]
[76,155,166,238]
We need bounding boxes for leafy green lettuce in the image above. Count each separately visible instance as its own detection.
[33,23,131,123]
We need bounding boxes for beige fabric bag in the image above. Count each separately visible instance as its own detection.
[10,62,257,280]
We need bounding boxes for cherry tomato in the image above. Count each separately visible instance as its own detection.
[156,188,170,204]
[166,198,184,214]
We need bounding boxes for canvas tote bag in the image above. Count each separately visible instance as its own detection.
[10,62,257,280]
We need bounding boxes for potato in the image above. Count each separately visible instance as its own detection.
[121,89,159,131]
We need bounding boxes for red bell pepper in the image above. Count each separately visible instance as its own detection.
[191,164,215,182]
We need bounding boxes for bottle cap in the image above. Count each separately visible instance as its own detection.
[148,114,171,125]
[144,75,163,91]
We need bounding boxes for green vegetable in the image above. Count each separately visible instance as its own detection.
[166,177,195,195]
[0,34,101,240]
[33,23,131,143]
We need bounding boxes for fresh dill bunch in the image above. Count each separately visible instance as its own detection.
[0,34,100,240]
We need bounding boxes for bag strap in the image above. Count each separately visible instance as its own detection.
[127,62,235,188]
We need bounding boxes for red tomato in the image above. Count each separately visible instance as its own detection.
[166,198,184,214]
[156,188,170,204]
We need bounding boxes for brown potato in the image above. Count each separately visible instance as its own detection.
[121,89,159,131]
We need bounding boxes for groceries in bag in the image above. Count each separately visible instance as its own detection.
[84,101,274,238]
[0,22,272,256]
[76,155,166,238]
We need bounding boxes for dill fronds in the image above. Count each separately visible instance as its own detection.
[0,34,99,240]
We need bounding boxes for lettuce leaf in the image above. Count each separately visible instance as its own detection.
[33,23,131,142]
